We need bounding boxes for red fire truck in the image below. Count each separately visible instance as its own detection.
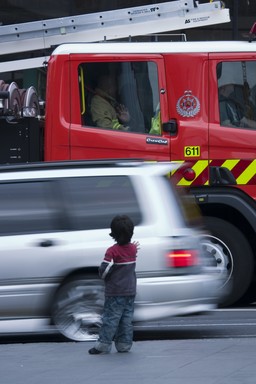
[1,1,256,307]
[44,38,256,307]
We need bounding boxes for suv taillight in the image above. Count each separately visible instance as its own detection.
[166,249,199,268]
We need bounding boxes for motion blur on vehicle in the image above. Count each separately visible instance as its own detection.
[0,160,228,341]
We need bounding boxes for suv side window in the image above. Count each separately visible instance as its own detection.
[61,176,142,230]
[0,181,59,235]
[217,61,256,129]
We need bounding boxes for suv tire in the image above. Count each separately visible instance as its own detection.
[52,274,104,341]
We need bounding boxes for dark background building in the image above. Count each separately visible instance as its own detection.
[0,1,255,101]
[0,0,256,41]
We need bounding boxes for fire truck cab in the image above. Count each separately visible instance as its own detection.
[45,40,256,306]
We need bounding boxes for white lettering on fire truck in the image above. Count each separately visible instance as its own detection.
[146,137,168,145]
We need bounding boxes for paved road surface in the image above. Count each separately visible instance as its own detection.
[1,337,256,384]
[1,307,256,384]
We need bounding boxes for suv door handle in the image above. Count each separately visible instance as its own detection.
[39,239,55,247]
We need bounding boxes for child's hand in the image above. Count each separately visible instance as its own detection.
[133,241,140,252]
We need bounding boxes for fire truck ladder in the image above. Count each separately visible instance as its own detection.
[0,0,230,72]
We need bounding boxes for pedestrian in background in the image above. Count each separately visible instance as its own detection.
[89,215,139,355]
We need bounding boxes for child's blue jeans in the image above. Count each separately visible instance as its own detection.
[95,296,135,353]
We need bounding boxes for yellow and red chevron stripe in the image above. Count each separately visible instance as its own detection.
[172,159,256,186]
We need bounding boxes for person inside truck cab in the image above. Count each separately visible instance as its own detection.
[218,82,244,127]
[90,74,130,130]
[218,62,256,131]
[219,82,256,129]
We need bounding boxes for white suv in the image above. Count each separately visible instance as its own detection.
[0,160,224,341]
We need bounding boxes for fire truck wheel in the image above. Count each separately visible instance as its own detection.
[201,217,254,307]
[51,274,104,341]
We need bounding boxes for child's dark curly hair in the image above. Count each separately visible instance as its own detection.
[109,215,134,245]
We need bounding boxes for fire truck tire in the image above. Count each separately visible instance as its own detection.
[202,217,254,307]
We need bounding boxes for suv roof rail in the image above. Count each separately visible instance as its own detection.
[0,159,145,173]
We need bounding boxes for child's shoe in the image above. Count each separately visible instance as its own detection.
[88,347,106,355]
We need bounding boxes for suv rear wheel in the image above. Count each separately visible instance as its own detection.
[52,275,104,341]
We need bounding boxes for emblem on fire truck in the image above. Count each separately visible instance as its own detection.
[176,90,200,118]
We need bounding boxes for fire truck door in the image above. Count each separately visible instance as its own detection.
[209,56,256,194]
[69,56,171,161]
[163,53,209,187]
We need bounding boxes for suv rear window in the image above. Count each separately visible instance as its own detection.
[60,175,142,230]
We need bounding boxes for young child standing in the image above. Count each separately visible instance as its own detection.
[89,215,139,355]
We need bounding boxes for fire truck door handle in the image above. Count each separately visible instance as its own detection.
[162,119,177,136]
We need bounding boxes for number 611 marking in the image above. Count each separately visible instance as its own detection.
[184,146,200,157]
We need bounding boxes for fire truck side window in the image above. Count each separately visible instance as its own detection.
[217,61,256,129]
[78,61,161,134]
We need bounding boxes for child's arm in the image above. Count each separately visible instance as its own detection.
[99,260,113,279]
[98,249,113,279]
